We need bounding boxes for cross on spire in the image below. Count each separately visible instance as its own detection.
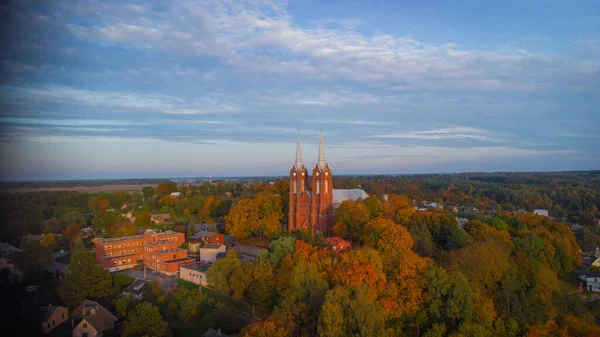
[295,130,303,170]
[317,129,326,170]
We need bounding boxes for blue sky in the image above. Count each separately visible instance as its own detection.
[0,0,599,181]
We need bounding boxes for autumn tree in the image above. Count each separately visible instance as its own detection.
[241,320,289,337]
[225,195,283,239]
[155,182,177,196]
[333,200,369,241]
[40,233,57,248]
[62,223,82,246]
[133,211,152,228]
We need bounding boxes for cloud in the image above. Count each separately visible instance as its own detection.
[0,85,240,115]
[373,127,494,141]
[53,0,598,93]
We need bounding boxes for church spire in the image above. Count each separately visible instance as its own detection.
[295,130,303,170]
[317,129,326,170]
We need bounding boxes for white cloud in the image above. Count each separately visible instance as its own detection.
[373,127,493,141]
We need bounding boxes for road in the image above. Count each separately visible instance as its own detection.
[118,268,178,290]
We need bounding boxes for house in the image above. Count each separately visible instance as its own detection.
[325,237,351,254]
[533,209,549,217]
[571,224,584,232]
[202,328,230,337]
[170,192,181,198]
[191,231,225,244]
[578,272,600,292]
[580,244,600,256]
[456,218,469,228]
[199,244,227,263]
[0,242,20,258]
[33,304,68,334]
[72,300,119,337]
[447,205,459,213]
[122,279,147,300]
[150,214,172,223]
[192,222,218,232]
[180,263,210,286]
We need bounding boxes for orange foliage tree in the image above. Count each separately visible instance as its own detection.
[62,223,82,246]
[240,320,289,337]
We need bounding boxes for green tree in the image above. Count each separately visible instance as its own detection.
[142,186,155,203]
[122,302,169,337]
[58,250,112,307]
[268,236,296,267]
[206,251,242,296]
[10,241,52,280]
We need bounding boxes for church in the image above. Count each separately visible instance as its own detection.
[288,132,368,234]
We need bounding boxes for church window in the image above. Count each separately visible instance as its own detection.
[325,180,328,193]
[316,172,319,176]
[301,180,305,192]
[325,172,328,176]
[301,171,304,176]
[316,181,320,193]
[292,180,296,193]
[293,172,296,176]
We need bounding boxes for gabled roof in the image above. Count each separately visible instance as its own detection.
[325,236,349,247]
[200,243,225,250]
[203,328,230,337]
[72,299,118,324]
[122,279,147,296]
[34,305,66,322]
[332,189,369,204]
[79,309,118,333]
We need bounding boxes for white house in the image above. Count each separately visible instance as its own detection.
[199,243,226,263]
[533,209,549,217]
[180,263,210,286]
[579,272,600,292]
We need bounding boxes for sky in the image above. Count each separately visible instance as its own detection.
[0,0,599,181]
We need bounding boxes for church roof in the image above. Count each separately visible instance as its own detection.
[295,131,304,171]
[332,189,369,204]
[317,130,326,170]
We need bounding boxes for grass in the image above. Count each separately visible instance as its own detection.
[239,236,270,248]
[177,279,200,291]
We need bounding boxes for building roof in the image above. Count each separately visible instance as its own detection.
[72,299,118,324]
[200,243,225,250]
[164,257,195,264]
[192,231,219,239]
[81,309,118,333]
[203,328,230,337]
[122,279,147,296]
[182,263,210,273]
[325,236,349,247]
[295,132,304,171]
[170,192,181,197]
[533,209,548,215]
[332,189,369,204]
[0,242,21,257]
[317,130,326,170]
[151,214,172,221]
[34,305,66,322]
[582,272,600,278]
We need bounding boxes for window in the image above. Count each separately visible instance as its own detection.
[83,333,88,337]
[292,180,296,193]
[316,180,320,193]
[83,323,87,328]
[325,180,328,193]
[62,314,64,319]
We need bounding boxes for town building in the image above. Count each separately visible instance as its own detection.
[578,272,600,292]
[288,131,369,234]
[150,214,172,223]
[203,328,230,337]
[199,243,227,263]
[0,242,20,258]
[72,300,119,337]
[191,231,225,244]
[180,263,210,286]
[325,237,351,254]
[533,209,549,217]
[34,304,68,334]
[94,230,193,274]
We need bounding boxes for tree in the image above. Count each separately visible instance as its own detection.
[122,302,169,337]
[133,212,152,228]
[155,182,177,196]
[10,241,52,279]
[241,320,289,337]
[206,251,242,296]
[363,196,382,219]
[58,250,112,307]
[142,186,155,203]
[268,236,296,267]
[115,294,138,318]
[225,195,283,239]
[334,200,370,241]
[174,225,186,233]
[62,223,82,246]
[40,233,57,248]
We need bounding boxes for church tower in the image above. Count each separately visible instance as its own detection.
[309,130,334,234]
[288,132,310,231]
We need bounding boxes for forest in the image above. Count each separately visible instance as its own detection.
[1,171,600,336]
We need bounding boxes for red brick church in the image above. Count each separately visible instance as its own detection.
[288,132,368,234]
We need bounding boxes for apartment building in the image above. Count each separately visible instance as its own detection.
[95,230,193,275]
